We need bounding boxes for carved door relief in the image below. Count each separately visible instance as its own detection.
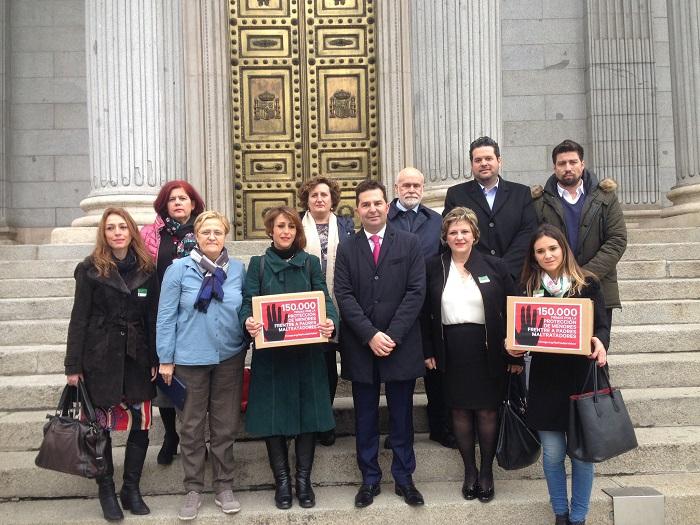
[229,0,379,239]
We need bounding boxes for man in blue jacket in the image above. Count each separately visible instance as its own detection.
[387,167,456,450]
[335,180,426,508]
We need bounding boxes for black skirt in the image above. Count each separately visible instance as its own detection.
[443,323,504,410]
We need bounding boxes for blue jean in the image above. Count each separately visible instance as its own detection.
[539,431,594,523]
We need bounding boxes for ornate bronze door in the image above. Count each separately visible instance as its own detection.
[229,0,379,239]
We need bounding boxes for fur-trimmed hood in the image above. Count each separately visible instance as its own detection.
[531,170,617,199]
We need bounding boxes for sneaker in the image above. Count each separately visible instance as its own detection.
[215,489,241,514]
[178,491,202,521]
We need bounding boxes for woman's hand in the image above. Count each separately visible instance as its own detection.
[245,316,263,338]
[150,367,158,382]
[504,338,528,358]
[588,336,607,367]
[507,364,524,374]
[425,357,436,370]
[66,373,83,386]
[318,319,335,338]
[159,363,175,386]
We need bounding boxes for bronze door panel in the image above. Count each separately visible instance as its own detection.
[230,0,378,239]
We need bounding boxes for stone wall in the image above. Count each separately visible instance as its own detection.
[8,0,88,240]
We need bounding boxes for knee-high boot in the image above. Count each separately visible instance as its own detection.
[295,432,316,508]
[96,435,124,521]
[265,436,292,509]
[119,432,150,515]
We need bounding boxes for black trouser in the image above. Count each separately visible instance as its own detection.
[322,343,339,403]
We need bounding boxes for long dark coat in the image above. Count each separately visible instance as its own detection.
[334,225,426,384]
[65,258,159,408]
[387,199,442,260]
[531,170,627,309]
[524,278,611,431]
[421,250,523,377]
[239,249,338,437]
[443,177,538,279]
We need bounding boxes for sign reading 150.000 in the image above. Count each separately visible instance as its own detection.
[252,291,328,349]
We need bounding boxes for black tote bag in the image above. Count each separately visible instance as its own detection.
[567,362,638,463]
[496,374,541,470]
[35,379,109,479]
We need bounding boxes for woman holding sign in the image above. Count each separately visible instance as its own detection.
[506,224,609,525]
[422,207,523,503]
[241,206,338,510]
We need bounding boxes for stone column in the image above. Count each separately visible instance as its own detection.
[662,0,700,223]
[181,0,233,219]
[0,0,14,243]
[409,0,502,208]
[72,0,187,227]
[376,0,414,198]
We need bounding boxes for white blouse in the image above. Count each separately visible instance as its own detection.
[441,259,486,325]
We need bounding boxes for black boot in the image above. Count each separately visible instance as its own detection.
[119,435,150,515]
[157,407,179,465]
[96,436,123,521]
[295,432,316,508]
[266,436,292,509]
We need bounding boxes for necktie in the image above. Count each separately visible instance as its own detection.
[370,234,381,265]
[404,210,416,232]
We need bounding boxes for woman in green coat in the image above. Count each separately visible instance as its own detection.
[240,206,338,511]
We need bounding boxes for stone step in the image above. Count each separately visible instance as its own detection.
[0,427,697,499]
[617,278,700,300]
[1,386,696,453]
[0,277,75,298]
[627,227,700,244]
[616,299,700,326]
[0,297,73,321]
[0,259,79,279]
[608,353,700,389]
[610,323,700,354]
[617,259,700,279]
[621,242,700,261]
[3,473,700,525]
[0,345,64,375]
[0,319,68,345]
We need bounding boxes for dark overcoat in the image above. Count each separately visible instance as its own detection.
[531,170,627,309]
[239,249,338,437]
[421,250,523,377]
[387,199,442,260]
[334,224,426,384]
[64,257,159,408]
[524,278,611,431]
[443,177,538,279]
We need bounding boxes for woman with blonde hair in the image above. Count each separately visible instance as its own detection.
[65,207,159,521]
[507,224,610,525]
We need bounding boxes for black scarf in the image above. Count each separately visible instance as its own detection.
[113,249,138,276]
[190,247,229,313]
[270,243,298,261]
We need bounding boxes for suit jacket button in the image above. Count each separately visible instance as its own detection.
[489,222,495,227]
[490,249,496,255]
[374,275,379,280]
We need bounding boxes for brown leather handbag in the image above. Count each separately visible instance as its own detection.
[35,379,109,479]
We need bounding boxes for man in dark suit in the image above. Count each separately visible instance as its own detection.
[335,180,427,508]
[443,136,538,279]
[387,167,456,450]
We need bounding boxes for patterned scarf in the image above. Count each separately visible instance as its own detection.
[540,272,572,298]
[163,216,197,259]
[190,247,229,312]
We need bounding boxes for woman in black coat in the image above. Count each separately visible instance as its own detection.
[506,224,609,525]
[65,207,159,521]
[422,207,523,503]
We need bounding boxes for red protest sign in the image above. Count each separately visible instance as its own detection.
[252,291,328,349]
[506,296,593,355]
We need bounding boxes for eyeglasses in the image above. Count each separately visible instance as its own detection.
[198,229,225,238]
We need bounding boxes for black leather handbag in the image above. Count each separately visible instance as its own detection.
[496,374,541,470]
[35,379,109,479]
[567,362,638,463]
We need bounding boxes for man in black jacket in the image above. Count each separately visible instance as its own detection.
[443,136,538,280]
[387,167,456,450]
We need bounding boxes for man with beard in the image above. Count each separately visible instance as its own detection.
[531,139,627,325]
[387,167,456,450]
[443,136,538,280]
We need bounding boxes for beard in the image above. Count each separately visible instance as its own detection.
[399,195,421,209]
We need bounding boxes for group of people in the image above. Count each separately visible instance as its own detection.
[64,136,627,525]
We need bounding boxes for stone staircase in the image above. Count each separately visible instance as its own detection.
[0,229,699,524]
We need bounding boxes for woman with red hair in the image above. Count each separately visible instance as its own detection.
[140,180,205,465]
